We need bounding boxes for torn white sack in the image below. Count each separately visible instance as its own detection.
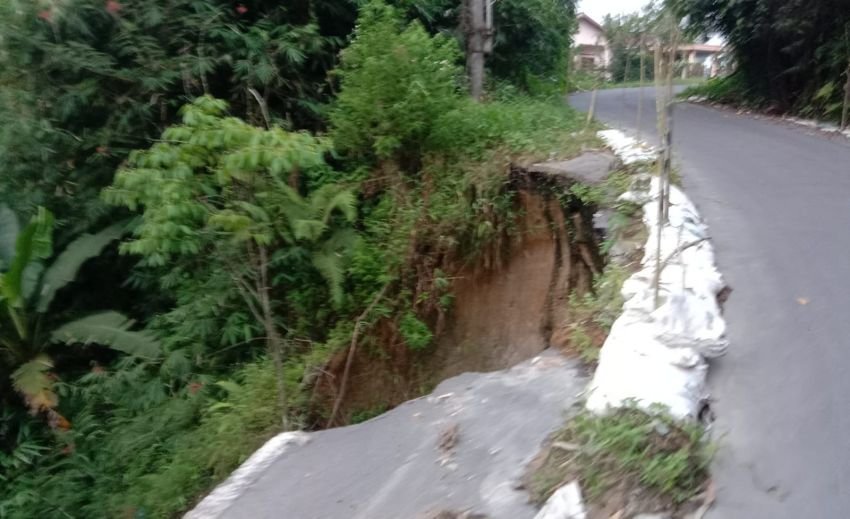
[586,130,728,420]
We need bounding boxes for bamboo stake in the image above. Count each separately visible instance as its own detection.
[637,36,646,141]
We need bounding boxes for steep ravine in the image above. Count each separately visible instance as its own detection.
[186,151,623,519]
[312,155,615,426]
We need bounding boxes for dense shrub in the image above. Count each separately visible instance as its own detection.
[0,0,355,232]
[675,0,850,117]
[330,0,463,166]
[680,73,763,108]
[0,358,280,518]
[489,0,577,94]
[0,1,593,516]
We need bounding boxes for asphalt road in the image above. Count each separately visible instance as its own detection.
[571,87,850,518]
[190,353,587,519]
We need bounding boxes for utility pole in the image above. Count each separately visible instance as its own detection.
[465,0,493,101]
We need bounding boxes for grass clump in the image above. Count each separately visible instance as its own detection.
[430,93,599,163]
[680,73,764,109]
[562,169,643,363]
[566,264,628,363]
[530,407,712,508]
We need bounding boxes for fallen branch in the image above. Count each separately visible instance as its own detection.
[326,283,391,428]
[690,481,716,519]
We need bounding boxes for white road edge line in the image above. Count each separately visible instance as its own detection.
[183,432,311,519]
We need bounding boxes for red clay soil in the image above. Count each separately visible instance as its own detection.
[426,189,595,381]
[312,175,601,427]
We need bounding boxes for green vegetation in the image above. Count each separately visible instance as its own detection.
[103,96,359,428]
[566,264,629,362]
[0,0,595,516]
[488,0,577,94]
[680,75,756,106]
[563,169,644,362]
[603,9,658,84]
[0,0,355,236]
[674,0,850,120]
[0,358,281,518]
[530,407,712,506]
[570,73,705,93]
[0,207,158,434]
[330,2,462,165]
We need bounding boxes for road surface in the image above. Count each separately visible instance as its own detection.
[572,87,850,518]
[187,353,587,519]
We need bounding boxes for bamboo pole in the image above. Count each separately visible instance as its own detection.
[637,35,645,140]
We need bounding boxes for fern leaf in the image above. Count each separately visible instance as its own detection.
[51,311,160,359]
[310,185,357,225]
[292,219,326,241]
[312,250,345,307]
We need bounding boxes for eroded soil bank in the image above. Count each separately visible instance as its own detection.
[312,154,617,426]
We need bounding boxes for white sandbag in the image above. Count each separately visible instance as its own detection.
[598,129,656,164]
[586,131,728,420]
[534,481,587,519]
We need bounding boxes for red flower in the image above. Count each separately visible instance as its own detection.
[235,4,248,14]
[37,9,52,21]
[188,382,204,394]
[105,0,122,14]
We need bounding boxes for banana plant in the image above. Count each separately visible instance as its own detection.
[0,207,159,427]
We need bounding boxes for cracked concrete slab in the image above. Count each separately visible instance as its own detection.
[530,151,619,186]
[187,351,587,519]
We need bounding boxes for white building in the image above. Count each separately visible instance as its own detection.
[677,43,726,78]
[573,13,610,71]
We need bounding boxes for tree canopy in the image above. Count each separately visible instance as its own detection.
[675,0,850,116]
[0,0,584,516]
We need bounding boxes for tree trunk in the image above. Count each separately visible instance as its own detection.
[256,245,289,429]
[466,0,486,101]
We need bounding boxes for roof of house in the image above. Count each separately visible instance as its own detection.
[577,13,604,33]
[678,43,725,53]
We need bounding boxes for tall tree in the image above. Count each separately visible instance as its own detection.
[604,10,657,83]
[674,0,850,116]
[104,97,358,426]
[0,0,355,234]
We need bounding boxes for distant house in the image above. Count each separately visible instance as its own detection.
[677,43,726,78]
[573,13,610,72]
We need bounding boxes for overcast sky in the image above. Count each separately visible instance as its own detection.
[578,0,651,21]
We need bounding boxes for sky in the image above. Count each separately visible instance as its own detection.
[578,0,651,22]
